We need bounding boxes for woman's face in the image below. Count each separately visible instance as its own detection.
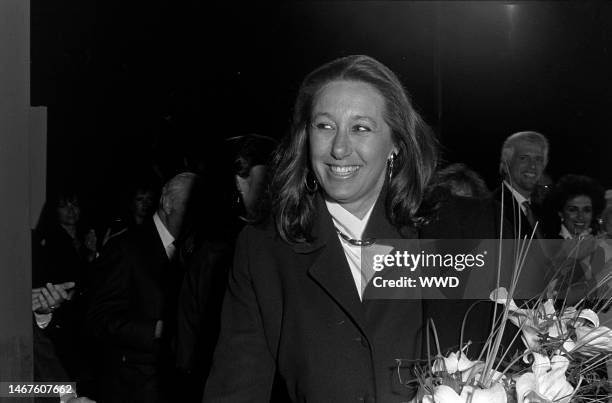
[449,181,473,198]
[560,194,593,235]
[309,80,396,217]
[57,198,80,226]
[131,190,155,218]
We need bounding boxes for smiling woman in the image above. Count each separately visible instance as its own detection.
[309,80,397,218]
[271,54,438,245]
[549,174,605,239]
[203,55,503,403]
[543,174,607,307]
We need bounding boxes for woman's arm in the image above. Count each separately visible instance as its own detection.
[203,228,277,403]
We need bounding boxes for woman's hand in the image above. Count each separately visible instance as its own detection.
[84,229,98,261]
[84,229,97,252]
[32,282,76,314]
[555,235,598,266]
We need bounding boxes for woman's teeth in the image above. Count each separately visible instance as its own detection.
[330,165,359,175]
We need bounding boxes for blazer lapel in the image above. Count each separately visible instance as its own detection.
[362,193,406,241]
[499,185,533,237]
[302,195,368,335]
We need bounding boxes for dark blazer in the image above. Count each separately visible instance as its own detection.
[203,193,503,403]
[32,224,94,387]
[491,184,538,240]
[175,238,232,401]
[33,223,91,287]
[33,319,70,403]
[492,185,553,298]
[88,219,184,403]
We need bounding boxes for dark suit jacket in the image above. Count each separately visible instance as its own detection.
[203,193,503,403]
[175,238,232,401]
[492,185,537,240]
[88,219,184,403]
[492,185,553,298]
[32,224,93,385]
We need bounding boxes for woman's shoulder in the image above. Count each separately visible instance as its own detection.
[237,217,278,245]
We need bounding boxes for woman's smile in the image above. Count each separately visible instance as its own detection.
[327,164,361,178]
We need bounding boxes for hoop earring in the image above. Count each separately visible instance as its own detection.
[305,172,318,193]
[387,153,396,182]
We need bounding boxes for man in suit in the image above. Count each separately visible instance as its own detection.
[88,172,201,403]
[492,131,551,300]
[493,131,549,239]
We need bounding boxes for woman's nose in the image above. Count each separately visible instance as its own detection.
[331,130,352,160]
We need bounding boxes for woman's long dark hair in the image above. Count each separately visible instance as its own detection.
[271,55,439,243]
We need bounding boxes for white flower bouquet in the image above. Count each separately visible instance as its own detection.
[401,215,612,402]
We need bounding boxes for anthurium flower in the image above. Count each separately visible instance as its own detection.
[558,306,598,327]
[515,353,574,403]
[490,288,551,351]
[422,383,507,403]
[569,325,612,355]
[489,288,597,355]
[433,351,481,375]
[555,307,610,355]
[435,355,506,384]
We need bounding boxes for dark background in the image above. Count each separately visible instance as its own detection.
[31,1,612,225]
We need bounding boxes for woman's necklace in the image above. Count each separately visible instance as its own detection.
[335,228,375,247]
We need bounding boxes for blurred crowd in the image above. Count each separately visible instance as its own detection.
[30,130,612,402]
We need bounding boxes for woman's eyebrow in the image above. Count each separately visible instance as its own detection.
[312,112,333,119]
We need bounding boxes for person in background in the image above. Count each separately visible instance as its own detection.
[599,206,612,239]
[32,190,97,396]
[34,191,97,286]
[492,131,552,302]
[605,189,612,209]
[493,131,549,239]
[432,162,490,199]
[593,205,612,382]
[228,134,278,222]
[546,174,606,305]
[174,134,277,401]
[102,181,159,246]
[593,206,612,291]
[88,173,202,403]
[549,174,605,240]
[32,285,96,403]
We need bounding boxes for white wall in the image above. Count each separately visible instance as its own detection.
[0,0,34,395]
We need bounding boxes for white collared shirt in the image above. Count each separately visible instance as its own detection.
[559,224,591,240]
[504,181,530,215]
[325,201,375,300]
[153,212,176,259]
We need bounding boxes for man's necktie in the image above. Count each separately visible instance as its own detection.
[522,201,540,237]
[166,240,177,261]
